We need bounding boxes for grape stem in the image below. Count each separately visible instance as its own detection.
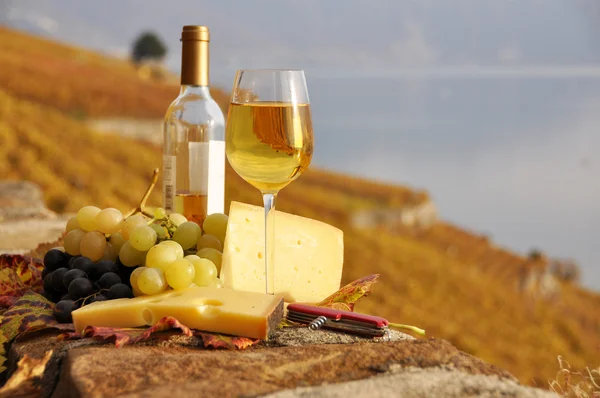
[388,322,426,336]
[124,168,159,219]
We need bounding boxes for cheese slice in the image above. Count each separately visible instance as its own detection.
[220,201,344,303]
[71,286,284,339]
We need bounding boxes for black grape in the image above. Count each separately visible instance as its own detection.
[116,265,134,287]
[41,267,51,280]
[63,269,88,290]
[51,268,69,293]
[96,260,118,274]
[68,278,94,300]
[53,300,78,323]
[89,294,108,303]
[107,283,133,299]
[88,260,117,280]
[60,293,74,301]
[43,249,68,271]
[72,257,94,275]
[98,272,121,289]
[68,256,79,269]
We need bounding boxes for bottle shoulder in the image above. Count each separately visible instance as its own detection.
[165,92,225,125]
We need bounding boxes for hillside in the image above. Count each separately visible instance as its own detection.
[1,27,599,388]
[0,26,229,118]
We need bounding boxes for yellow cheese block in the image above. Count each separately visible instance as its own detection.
[71,286,284,339]
[220,201,344,303]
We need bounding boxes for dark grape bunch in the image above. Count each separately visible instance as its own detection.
[42,249,134,323]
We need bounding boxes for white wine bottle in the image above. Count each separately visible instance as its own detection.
[163,26,225,225]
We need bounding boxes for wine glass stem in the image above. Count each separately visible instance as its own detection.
[263,192,277,295]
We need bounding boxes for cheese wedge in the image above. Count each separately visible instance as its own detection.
[221,201,344,303]
[71,286,284,339]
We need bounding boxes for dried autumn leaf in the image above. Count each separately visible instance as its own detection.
[58,316,193,347]
[0,255,44,297]
[316,274,380,312]
[0,292,72,373]
[0,350,52,398]
[196,332,258,350]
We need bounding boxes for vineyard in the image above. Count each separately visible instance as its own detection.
[1,26,599,388]
[0,26,228,118]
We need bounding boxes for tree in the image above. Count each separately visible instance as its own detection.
[131,32,167,64]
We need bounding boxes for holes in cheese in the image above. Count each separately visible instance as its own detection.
[71,286,284,339]
[220,201,344,303]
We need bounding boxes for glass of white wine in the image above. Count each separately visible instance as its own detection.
[225,70,314,295]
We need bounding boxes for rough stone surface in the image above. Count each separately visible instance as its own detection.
[266,325,414,347]
[0,181,48,220]
[49,337,516,398]
[263,367,558,398]
[0,181,70,253]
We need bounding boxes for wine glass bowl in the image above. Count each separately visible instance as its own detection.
[225,70,314,294]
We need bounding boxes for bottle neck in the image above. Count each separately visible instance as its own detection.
[179,85,212,97]
[180,39,209,86]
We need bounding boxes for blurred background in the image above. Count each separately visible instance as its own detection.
[0,0,599,390]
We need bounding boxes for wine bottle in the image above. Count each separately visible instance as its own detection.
[163,26,225,225]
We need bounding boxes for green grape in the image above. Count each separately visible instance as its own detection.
[119,241,146,267]
[184,254,201,262]
[189,257,217,287]
[196,234,222,251]
[154,207,167,219]
[137,268,167,295]
[77,206,101,232]
[150,223,167,239]
[168,213,187,226]
[145,244,178,271]
[80,231,107,261]
[164,259,195,290]
[202,213,228,245]
[121,214,147,240]
[172,221,201,250]
[64,229,86,256]
[109,231,126,254]
[130,225,157,251]
[102,242,118,262]
[211,278,224,289]
[65,216,80,233]
[95,207,124,234]
[196,248,223,274]
[159,240,184,260]
[130,267,147,297]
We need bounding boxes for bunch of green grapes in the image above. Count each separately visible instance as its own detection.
[129,212,229,296]
[62,204,229,300]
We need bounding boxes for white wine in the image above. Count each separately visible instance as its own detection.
[174,193,207,225]
[163,26,225,223]
[225,102,313,193]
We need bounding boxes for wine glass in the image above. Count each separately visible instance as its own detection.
[225,70,314,295]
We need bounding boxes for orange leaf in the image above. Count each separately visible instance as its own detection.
[58,316,193,348]
[0,292,72,373]
[0,255,44,306]
[0,350,52,398]
[315,274,380,312]
[196,332,258,350]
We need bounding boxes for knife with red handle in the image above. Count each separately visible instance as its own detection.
[286,303,389,337]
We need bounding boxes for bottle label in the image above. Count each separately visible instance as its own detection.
[163,155,176,212]
[188,142,209,194]
[207,140,225,215]
[187,141,225,215]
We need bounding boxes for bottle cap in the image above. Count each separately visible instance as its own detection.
[181,25,210,42]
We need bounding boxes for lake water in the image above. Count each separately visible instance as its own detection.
[216,73,600,290]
